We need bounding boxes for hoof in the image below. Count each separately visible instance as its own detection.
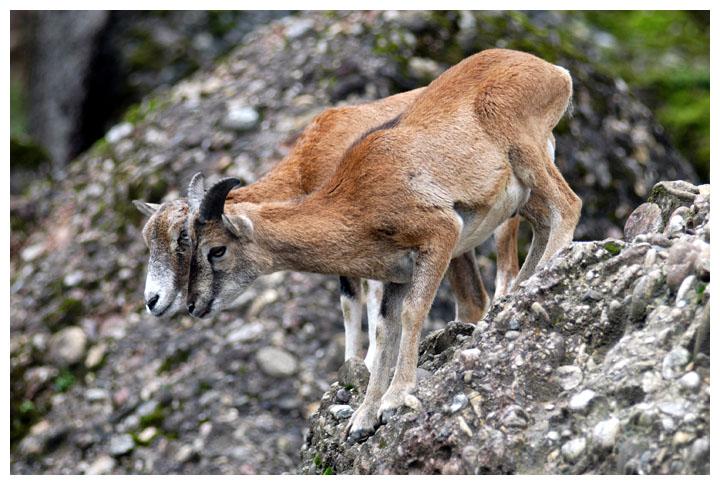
[380,407,398,425]
[346,427,374,445]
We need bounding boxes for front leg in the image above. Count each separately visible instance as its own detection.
[343,282,405,443]
[378,240,456,423]
[339,276,364,361]
[364,279,384,370]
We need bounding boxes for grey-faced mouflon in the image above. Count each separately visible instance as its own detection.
[185,49,581,442]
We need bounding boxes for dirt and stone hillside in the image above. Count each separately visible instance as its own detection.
[11,11,704,474]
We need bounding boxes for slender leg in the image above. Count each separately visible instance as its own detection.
[364,279,383,370]
[511,150,580,290]
[339,276,364,360]
[378,238,456,423]
[536,161,581,265]
[493,215,520,298]
[344,282,406,443]
[446,251,489,322]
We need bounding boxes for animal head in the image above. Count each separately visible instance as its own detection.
[133,173,206,317]
[186,177,267,319]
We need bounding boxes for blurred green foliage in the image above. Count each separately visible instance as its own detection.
[579,11,709,180]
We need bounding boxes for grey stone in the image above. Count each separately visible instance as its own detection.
[679,372,701,391]
[221,104,260,132]
[624,202,663,240]
[449,393,468,413]
[569,389,597,413]
[108,434,135,456]
[592,417,620,449]
[561,437,587,462]
[662,347,690,379]
[256,347,298,377]
[284,18,315,39]
[500,405,529,429]
[48,326,87,366]
[85,343,107,369]
[328,404,353,419]
[85,455,116,475]
[408,57,443,80]
[556,365,583,390]
[338,357,369,390]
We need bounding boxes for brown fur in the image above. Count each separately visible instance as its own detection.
[187,49,581,440]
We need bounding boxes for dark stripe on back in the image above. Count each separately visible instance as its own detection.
[345,113,403,156]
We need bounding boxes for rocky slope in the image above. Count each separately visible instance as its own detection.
[300,181,710,474]
[11,11,703,474]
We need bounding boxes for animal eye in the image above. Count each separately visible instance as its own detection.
[177,228,190,248]
[209,246,226,260]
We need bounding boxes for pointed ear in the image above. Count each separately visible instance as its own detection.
[187,172,205,213]
[133,200,161,217]
[222,213,253,240]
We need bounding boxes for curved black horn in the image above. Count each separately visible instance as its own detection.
[199,178,241,222]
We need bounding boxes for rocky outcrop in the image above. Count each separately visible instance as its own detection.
[10,12,704,474]
[300,181,709,474]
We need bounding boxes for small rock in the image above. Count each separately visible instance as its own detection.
[137,399,159,418]
[561,437,587,462]
[408,57,443,80]
[662,347,691,379]
[85,343,107,369]
[689,436,709,465]
[556,365,583,390]
[569,389,597,413]
[85,388,109,402]
[335,388,351,404]
[285,18,315,39]
[226,322,264,344]
[338,357,369,389]
[328,404,353,420]
[672,431,693,446]
[175,444,196,463]
[63,270,84,287]
[85,455,115,475]
[592,417,620,449]
[108,434,135,456]
[19,420,50,456]
[679,372,701,391]
[256,347,298,377]
[48,326,87,367]
[459,348,482,368]
[624,202,663,240]
[501,405,529,429]
[449,393,468,413]
[137,427,158,444]
[21,242,45,262]
[531,302,550,322]
[675,275,696,307]
[505,330,521,341]
[658,401,686,418]
[106,122,133,144]
[221,104,260,132]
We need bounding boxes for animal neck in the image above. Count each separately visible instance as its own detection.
[234,199,354,275]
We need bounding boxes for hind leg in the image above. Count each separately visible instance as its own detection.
[446,251,489,322]
[512,142,581,288]
[493,215,520,298]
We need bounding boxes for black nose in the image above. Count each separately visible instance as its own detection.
[146,294,160,310]
[187,302,195,314]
